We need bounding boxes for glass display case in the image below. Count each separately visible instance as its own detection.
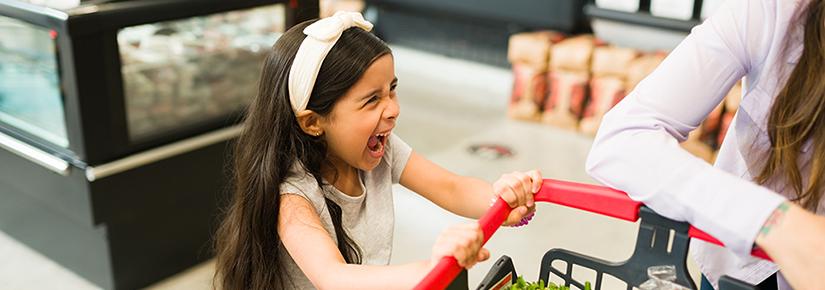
[0,15,68,147]
[118,5,282,141]
[0,0,294,165]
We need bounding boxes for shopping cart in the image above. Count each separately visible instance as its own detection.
[415,179,769,290]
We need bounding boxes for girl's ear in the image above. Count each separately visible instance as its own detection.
[295,110,324,136]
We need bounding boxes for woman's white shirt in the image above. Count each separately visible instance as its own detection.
[586,0,824,289]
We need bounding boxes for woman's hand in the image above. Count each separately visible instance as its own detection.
[492,170,543,226]
[430,223,490,269]
[755,202,825,290]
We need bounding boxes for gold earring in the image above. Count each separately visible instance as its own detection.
[315,132,322,136]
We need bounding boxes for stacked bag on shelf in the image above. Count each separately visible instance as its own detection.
[580,45,639,135]
[680,81,741,162]
[507,31,564,121]
[507,31,742,163]
[543,35,600,129]
[718,82,741,146]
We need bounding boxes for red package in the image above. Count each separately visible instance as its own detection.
[717,82,742,146]
[509,64,548,121]
[578,46,638,135]
[580,76,626,135]
[542,70,590,129]
[718,112,735,146]
[702,102,725,146]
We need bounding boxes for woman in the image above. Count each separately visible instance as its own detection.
[586,0,825,289]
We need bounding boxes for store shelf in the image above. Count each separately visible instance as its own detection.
[585,0,704,32]
[367,0,589,67]
[585,5,700,32]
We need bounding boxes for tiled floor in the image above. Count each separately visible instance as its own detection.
[0,46,700,289]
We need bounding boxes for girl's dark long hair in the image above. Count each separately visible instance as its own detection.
[213,20,391,290]
[757,0,825,211]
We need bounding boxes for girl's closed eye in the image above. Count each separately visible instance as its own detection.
[390,78,398,93]
[361,95,380,109]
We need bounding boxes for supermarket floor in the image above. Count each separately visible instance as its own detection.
[0,46,700,290]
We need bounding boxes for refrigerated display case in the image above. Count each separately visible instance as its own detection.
[0,0,318,289]
[0,0,302,165]
[117,5,282,142]
[0,17,68,148]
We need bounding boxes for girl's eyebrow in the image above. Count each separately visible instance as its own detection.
[360,89,380,102]
[360,77,399,101]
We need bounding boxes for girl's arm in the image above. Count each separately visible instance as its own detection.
[278,194,488,290]
[399,151,541,223]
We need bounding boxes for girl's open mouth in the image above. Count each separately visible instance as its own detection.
[367,132,390,157]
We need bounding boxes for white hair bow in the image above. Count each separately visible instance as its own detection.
[288,11,374,114]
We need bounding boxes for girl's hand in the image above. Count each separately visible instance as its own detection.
[492,170,542,226]
[430,223,490,269]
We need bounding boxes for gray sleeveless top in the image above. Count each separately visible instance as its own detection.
[278,134,412,289]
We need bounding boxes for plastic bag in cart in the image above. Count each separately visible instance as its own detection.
[638,266,690,290]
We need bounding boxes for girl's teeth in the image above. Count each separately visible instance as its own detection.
[368,132,389,154]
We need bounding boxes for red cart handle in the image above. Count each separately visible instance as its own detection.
[415,198,512,290]
[533,179,642,222]
[414,179,772,290]
[532,179,772,260]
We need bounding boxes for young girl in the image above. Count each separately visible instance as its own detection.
[213,12,542,290]
[587,0,825,289]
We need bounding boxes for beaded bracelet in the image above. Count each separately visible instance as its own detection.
[510,212,534,227]
[489,197,535,227]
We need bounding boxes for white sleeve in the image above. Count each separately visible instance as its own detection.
[585,0,787,255]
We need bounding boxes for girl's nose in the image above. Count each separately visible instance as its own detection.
[384,97,400,120]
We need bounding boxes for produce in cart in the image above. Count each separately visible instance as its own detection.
[506,276,592,290]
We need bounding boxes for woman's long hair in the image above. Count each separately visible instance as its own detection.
[213,20,391,290]
[757,0,825,210]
